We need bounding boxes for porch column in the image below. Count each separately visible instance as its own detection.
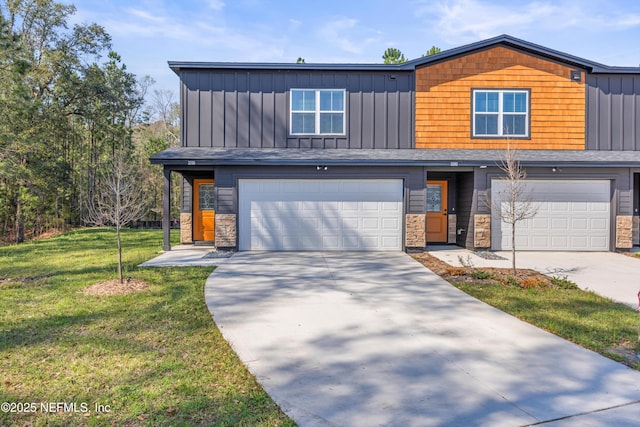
[163,166,171,251]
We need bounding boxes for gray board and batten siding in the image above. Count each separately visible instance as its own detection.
[586,74,640,151]
[212,165,427,217]
[178,69,414,150]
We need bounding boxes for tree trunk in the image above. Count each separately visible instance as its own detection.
[15,188,24,243]
[511,224,516,277]
[116,225,123,284]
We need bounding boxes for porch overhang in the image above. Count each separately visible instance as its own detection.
[151,147,640,251]
[151,147,640,169]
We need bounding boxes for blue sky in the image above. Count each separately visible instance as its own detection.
[70,0,640,96]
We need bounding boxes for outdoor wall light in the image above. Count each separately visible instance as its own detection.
[552,167,562,172]
[570,70,581,82]
[316,166,328,171]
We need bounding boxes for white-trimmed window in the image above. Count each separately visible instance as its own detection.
[473,89,529,137]
[290,89,345,135]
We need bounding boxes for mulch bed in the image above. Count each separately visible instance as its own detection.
[82,278,150,296]
[412,252,552,287]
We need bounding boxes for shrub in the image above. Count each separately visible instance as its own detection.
[550,275,579,290]
[471,269,494,280]
[520,277,549,289]
[503,276,519,287]
[445,267,467,276]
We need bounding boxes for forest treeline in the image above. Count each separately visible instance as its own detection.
[0,0,178,243]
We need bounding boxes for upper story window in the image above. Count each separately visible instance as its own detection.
[472,89,529,138]
[290,89,345,135]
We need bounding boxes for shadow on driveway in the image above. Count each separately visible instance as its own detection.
[205,252,640,426]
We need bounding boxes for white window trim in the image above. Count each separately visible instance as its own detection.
[472,89,529,138]
[290,89,346,135]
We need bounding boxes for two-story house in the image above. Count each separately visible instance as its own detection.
[151,35,640,253]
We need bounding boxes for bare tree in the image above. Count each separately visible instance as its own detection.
[486,144,539,276]
[85,151,147,283]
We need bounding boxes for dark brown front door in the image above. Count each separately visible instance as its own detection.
[193,179,215,241]
[426,180,448,243]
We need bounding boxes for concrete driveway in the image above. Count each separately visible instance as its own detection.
[205,252,640,426]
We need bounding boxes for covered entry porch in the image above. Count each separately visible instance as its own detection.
[158,164,215,251]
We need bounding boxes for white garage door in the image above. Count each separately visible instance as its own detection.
[491,180,610,251]
[239,179,403,251]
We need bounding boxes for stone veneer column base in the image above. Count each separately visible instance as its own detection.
[474,214,491,248]
[215,214,237,248]
[405,214,426,248]
[448,214,457,244]
[180,213,193,244]
[633,216,639,246]
[616,215,633,249]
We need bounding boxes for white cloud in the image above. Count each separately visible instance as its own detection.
[414,0,640,44]
[616,14,640,28]
[414,0,564,43]
[97,4,287,62]
[318,17,381,55]
[289,18,302,30]
[207,0,225,11]
[126,8,166,24]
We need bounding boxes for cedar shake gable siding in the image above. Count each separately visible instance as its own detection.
[415,46,585,150]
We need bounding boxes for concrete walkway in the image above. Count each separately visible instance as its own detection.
[205,251,640,426]
[427,246,640,308]
[139,245,231,267]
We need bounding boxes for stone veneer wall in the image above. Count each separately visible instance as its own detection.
[405,214,426,248]
[633,216,639,246]
[180,213,192,244]
[448,214,457,244]
[616,215,633,249]
[474,214,491,248]
[215,214,237,248]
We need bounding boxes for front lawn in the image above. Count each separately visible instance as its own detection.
[413,253,640,369]
[0,228,294,426]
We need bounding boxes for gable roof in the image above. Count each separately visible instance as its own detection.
[404,34,623,73]
[168,34,640,75]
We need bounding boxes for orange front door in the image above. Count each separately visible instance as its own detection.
[426,180,448,243]
[193,179,215,242]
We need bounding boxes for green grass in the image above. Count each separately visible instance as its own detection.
[0,228,294,426]
[453,280,640,367]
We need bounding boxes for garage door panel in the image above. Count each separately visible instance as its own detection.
[531,217,549,230]
[340,217,358,229]
[570,218,588,230]
[551,202,570,213]
[591,218,608,230]
[362,201,379,211]
[590,203,609,213]
[514,235,529,247]
[569,236,588,250]
[382,217,400,230]
[551,218,569,230]
[343,201,358,211]
[590,236,608,249]
[570,202,588,212]
[239,179,403,251]
[550,236,570,249]
[532,235,551,248]
[491,180,610,251]
[362,218,379,230]
[322,235,340,249]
